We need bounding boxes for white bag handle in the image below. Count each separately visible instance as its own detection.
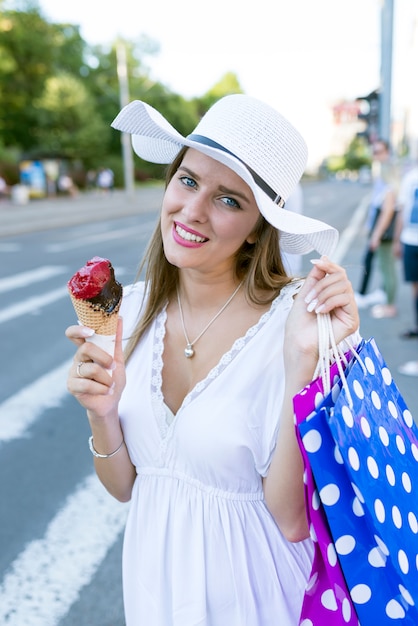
[315,312,362,406]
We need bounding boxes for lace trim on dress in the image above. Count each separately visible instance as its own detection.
[151,307,169,438]
[151,280,303,436]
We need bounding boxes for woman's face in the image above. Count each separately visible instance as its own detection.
[161,149,260,276]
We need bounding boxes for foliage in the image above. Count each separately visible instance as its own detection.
[33,73,109,162]
[197,72,244,113]
[0,5,86,149]
[324,136,371,175]
[324,155,346,174]
[0,140,20,183]
[344,136,371,171]
[0,2,245,187]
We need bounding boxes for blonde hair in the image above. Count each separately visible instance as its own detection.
[124,148,292,361]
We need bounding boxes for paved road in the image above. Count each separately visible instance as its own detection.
[0,180,417,626]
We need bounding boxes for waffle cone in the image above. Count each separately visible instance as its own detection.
[69,292,120,335]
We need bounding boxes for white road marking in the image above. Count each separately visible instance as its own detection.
[0,266,67,293]
[0,286,68,323]
[0,473,128,626]
[0,267,127,324]
[0,360,72,442]
[46,226,142,252]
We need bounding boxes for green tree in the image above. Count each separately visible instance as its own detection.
[34,73,108,162]
[0,4,86,149]
[344,136,371,171]
[0,2,247,186]
[83,39,167,158]
[195,72,244,115]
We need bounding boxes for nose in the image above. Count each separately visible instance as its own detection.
[182,191,209,222]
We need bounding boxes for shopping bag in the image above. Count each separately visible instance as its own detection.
[294,357,359,626]
[298,334,418,625]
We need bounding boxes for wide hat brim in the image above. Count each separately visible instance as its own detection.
[111,99,338,256]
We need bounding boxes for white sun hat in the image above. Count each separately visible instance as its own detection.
[111,94,338,256]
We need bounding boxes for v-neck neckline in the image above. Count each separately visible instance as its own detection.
[150,281,302,439]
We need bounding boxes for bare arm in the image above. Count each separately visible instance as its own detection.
[369,189,396,250]
[66,318,136,502]
[263,257,359,542]
[393,204,404,259]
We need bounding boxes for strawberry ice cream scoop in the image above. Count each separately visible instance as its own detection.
[67,257,122,337]
[68,256,122,314]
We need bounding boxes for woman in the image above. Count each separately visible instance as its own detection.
[66,95,359,625]
[355,139,398,317]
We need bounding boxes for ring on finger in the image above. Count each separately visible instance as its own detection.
[76,361,87,378]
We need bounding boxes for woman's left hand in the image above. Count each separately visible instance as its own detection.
[285,256,359,365]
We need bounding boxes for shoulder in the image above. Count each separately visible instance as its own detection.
[271,279,305,314]
[402,167,418,185]
[399,167,418,198]
[282,278,304,297]
[120,281,147,333]
[122,281,147,302]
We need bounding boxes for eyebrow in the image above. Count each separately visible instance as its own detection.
[178,165,252,203]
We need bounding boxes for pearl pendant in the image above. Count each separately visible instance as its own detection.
[184,344,194,358]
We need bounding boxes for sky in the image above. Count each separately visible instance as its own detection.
[37,0,416,167]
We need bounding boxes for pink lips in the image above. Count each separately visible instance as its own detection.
[172,222,208,248]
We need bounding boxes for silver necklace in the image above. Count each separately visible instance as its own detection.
[177,282,243,358]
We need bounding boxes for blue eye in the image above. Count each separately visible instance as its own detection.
[222,196,241,209]
[179,175,196,188]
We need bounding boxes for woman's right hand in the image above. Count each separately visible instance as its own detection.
[65,318,126,422]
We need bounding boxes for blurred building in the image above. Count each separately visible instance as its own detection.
[404,12,418,158]
[329,100,366,156]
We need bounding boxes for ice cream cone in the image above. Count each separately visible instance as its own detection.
[69,292,120,335]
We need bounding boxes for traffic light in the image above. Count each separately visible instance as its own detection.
[356,90,380,143]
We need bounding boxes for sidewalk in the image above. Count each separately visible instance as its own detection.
[0,186,165,238]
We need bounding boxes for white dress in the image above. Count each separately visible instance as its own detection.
[119,281,313,626]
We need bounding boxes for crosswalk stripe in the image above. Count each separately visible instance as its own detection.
[0,286,68,324]
[0,360,72,442]
[0,267,126,324]
[0,266,67,294]
[46,225,142,252]
[0,267,128,325]
[0,473,128,625]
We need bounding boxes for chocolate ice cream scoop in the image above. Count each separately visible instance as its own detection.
[68,256,122,314]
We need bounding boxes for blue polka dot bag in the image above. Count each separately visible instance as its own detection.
[294,354,360,625]
[297,320,418,625]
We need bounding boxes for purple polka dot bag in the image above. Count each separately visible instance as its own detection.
[294,354,359,625]
[295,333,418,625]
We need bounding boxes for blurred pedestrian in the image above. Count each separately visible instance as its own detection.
[57,174,78,197]
[355,139,398,318]
[0,175,9,200]
[97,167,114,194]
[394,161,418,341]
